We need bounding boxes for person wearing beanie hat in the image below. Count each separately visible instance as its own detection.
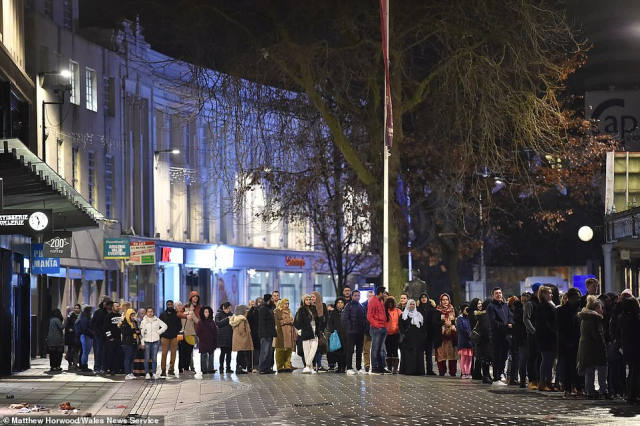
[231,304,253,374]
[258,293,276,373]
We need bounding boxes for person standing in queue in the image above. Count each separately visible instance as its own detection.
[343,290,366,375]
[367,287,388,375]
[159,300,181,378]
[258,294,276,374]
[215,302,233,374]
[399,299,426,375]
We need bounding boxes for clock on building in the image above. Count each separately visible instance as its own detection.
[28,211,49,231]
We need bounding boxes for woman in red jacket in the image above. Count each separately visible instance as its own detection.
[385,297,402,373]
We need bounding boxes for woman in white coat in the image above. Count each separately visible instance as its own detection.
[140,307,168,379]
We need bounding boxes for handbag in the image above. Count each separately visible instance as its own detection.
[329,330,342,352]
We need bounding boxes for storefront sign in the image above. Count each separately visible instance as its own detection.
[103,237,130,259]
[186,248,215,268]
[285,256,306,267]
[43,231,72,258]
[31,243,60,274]
[129,241,156,265]
[215,245,235,270]
[161,246,184,264]
[0,209,52,235]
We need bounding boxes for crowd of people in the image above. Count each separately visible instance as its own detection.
[46,278,640,404]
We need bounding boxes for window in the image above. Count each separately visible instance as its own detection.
[71,146,79,190]
[87,151,95,206]
[249,271,270,301]
[105,155,114,218]
[85,67,97,111]
[103,77,115,116]
[63,0,72,30]
[69,61,79,105]
[314,274,337,304]
[44,0,53,19]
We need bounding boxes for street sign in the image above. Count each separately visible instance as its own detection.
[103,237,130,259]
[0,209,53,235]
[31,243,60,274]
[43,231,72,258]
[129,241,156,265]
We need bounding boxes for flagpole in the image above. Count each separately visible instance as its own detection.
[382,0,389,291]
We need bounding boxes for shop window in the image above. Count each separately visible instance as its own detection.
[314,274,337,304]
[279,272,303,308]
[249,271,270,301]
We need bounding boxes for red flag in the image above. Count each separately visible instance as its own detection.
[379,0,393,148]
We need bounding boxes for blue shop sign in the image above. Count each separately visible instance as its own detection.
[31,243,60,274]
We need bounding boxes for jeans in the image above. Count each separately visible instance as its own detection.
[313,350,323,368]
[539,350,555,387]
[122,344,136,374]
[200,351,214,372]
[526,333,540,383]
[370,326,387,372]
[259,337,274,372]
[584,365,608,396]
[517,344,528,384]
[219,347,232,370]
[144,341,160,374]
[93,337,104,372]
[80,335,93,367]
[160,337,178,373]
[345,333,364,371]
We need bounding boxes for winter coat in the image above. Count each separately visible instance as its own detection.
[120,320,139,346]
[215,308,233,348]
[246,306,261,344]
[523,296,538,335]
[366,296,386,329]
[535,301,557,352]
[75,315,93,338]
[399,316,426,350]
[486,299,512,339]
[104,311,122,342]
[274,308,296,349]
[473,310,493,361]
[196,317,218,353]
[230,315,254,351]
[327,308,346,350]
[47,317,64,349]
[258,304,277,339]
[456,315,472,349]
[140,316,168,343]
[386,308,402,335]
[362,299,371,336]
[556,302,580,356]
[294,307,321,341]
[577,308,607,370]
[179,305,199,336]
[510,301,527,349]
[418,299,441,345]
[619,299,640,363]
[159,308,182,339]
[63,312,78,346]
[90,308,108,340]
[342,300,366,335]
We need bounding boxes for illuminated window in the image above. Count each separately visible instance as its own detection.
[85,67,97,111]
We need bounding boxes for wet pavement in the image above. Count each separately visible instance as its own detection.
[3,356,640,425]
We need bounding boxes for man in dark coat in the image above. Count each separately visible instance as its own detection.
[247,297,262,371]
[557,288,582,395]
[486,287,512,382]
[103,302,122,375]
[159,300,182,377]
[417,292,439,375]
[64,304,81,370]
[258,294,276,373]
[342,290,366,374]
[90,297,111,374]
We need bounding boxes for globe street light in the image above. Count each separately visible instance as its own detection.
[578,225,594,242]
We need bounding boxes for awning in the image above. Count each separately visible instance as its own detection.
[0,138,104,230]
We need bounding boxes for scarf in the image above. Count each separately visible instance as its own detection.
[436,293,455,320]
[312,291,324,317]
[402,300,423,327]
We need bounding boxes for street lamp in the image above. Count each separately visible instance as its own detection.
[578,226,594,242]
[153,149,180,169]
[39,70,72,163]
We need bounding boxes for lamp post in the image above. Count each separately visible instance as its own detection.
[153,149,180,169]
[39,70,71,163]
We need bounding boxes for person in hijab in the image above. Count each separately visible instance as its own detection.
[274,298,296,372]
[246,297,262,372]
[417,292,439,375]
[47,309,65,372]
[231,304,253,374]
[119,308,140,380]
[399,299,425,375]
[215,302,233,373]
[475,300,494,384]
[435,293,457,376]
[196,306,218,374]
[311,291,327,371]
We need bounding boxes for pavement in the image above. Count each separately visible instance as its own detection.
[2,352,640,425]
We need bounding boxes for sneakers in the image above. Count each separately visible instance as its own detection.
[369,370,381,375]
[358,369,367,375]
[125,373,136,380]
[311,368,317,374]
[160,371,166,378]
[302,367,311,374]
[493,380,508,386]
[145,373,151,380]
[346,369,357,376]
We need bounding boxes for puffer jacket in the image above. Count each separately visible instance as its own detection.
[342,300,366,335]
[577,308,607,371]
[230,315,254,351]
[140,316,168,343]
